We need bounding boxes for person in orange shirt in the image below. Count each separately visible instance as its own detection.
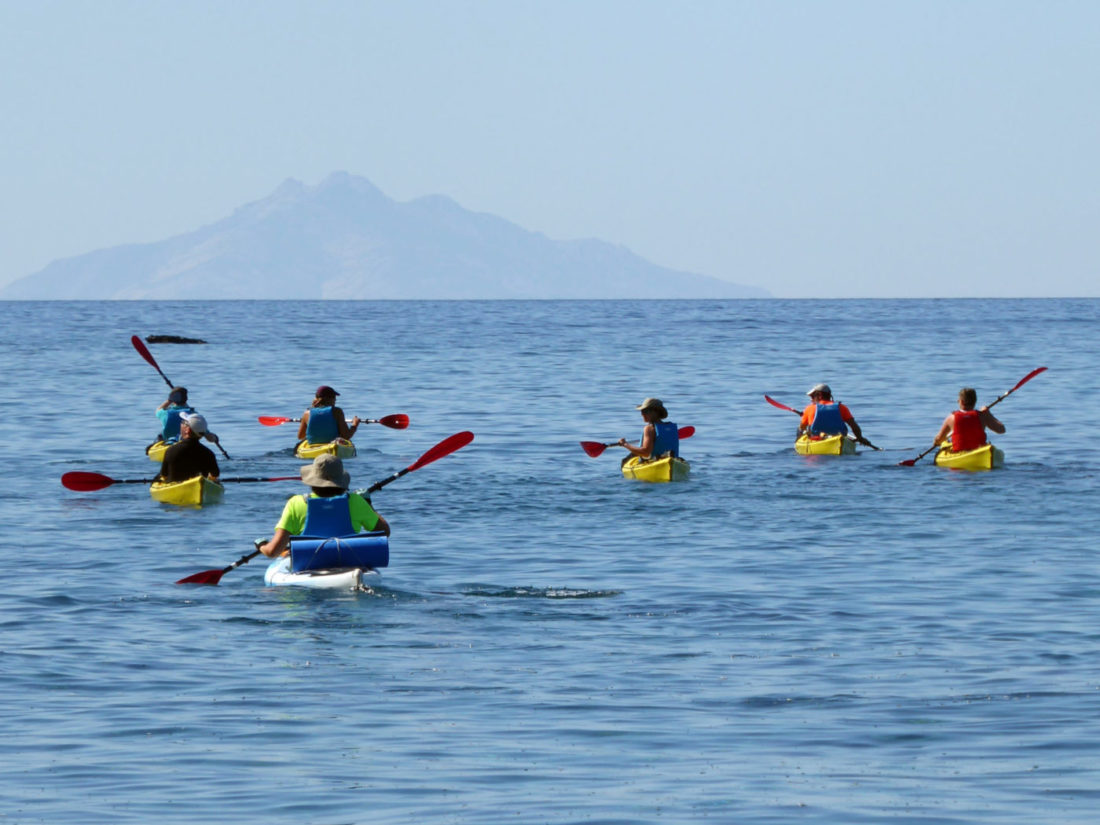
[799,383,875,448]
[933,387,1005,451]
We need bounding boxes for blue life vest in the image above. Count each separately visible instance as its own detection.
[291,494,389,573]
[809,402,848,436]
[651,420,680,458]
[160,404,195,441]
[305,406,339,443]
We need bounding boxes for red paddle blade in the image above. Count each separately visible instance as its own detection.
[130,335,159,368]
[764,395,799,415]
[176,569,225,585]
[379,414,410,429]
[897,458,918,467]
[580,441,609,458]
[61,471,116,491]
[257,416,293,426]
[408,431,474,471]
[1011,366,1047,392]
[678,426,695,439]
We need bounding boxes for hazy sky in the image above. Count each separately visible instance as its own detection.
[2,1,1097,298]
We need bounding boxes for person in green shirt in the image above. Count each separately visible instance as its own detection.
[258,454,389,558]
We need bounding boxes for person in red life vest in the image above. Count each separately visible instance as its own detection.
[933,387,1005,452]
[798,383,875,447]
[296,385,360,445]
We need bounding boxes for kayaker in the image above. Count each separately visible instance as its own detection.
[933,387,1005,451]
[154,386,195,445]
[618,397,679,460]
[158,413,220,483]
[799,383,874,447]
[296,385,361,444]
[257,454,390,558]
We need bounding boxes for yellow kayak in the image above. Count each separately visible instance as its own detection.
[150,475,224,507]
[145,440,171,463]
[934,443,1004,471]
[794,434,857,455]
[295,439,357,460]
[621,454,690,482]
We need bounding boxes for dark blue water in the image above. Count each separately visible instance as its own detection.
[2,299,1098,823]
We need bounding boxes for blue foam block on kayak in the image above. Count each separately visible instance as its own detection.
[289,531,389,572]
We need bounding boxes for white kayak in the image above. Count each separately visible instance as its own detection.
[263,556,381,590]
[263,531,389,590]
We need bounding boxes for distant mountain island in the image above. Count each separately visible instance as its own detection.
[0,172,769,300]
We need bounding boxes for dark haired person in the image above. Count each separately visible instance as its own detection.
[296,385,360,445]
[933,387,1005,452]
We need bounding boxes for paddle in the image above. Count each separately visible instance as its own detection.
[580,426,695,458]
[131,335,174,389]
[258,413,410,430]
[62,471,298,492]
[897,367,1047,466]
[764,394,882,450]
[176,430,475,585]
[133,334,231,459]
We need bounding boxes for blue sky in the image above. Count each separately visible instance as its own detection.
[2,0,1097,298]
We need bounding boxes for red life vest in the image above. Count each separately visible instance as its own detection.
[951,410,987,452]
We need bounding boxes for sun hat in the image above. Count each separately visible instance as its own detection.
[315,385,340,398]
[300,454,350,490]
[180,413,208,435]
[635,397,668,417]
[806,383,832,397]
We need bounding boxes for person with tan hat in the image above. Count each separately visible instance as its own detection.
[257,454,389,558]
[618,397,679,460]
[798,383,874,447]
[158,413,220,483]
[296,385,360,445]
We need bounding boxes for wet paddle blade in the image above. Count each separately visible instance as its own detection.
[580,441,610,458]
[678,426,695,439]
[379,414,410,429]
[176,569,225,585]
[61,471,118,491]
[897,458,918,467]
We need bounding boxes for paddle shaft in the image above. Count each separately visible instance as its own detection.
[62,471,297,491]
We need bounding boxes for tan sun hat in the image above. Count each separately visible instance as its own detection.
[300,454,350,490]
[806,383,832,397]
[635,397,668,417]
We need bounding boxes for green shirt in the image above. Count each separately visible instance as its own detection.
[275,493,380,536]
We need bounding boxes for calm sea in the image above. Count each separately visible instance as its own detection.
[1,298,1098,824]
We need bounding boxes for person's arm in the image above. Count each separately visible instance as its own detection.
[334,407,360,440]
[259,528,291,557]
[979,406,1006,434]
[798,406,813,435]
[373,515,391,536]
[933,414,954,446]
[846,418,872,446]
[297,411,309,441]
[618,423,655,458]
